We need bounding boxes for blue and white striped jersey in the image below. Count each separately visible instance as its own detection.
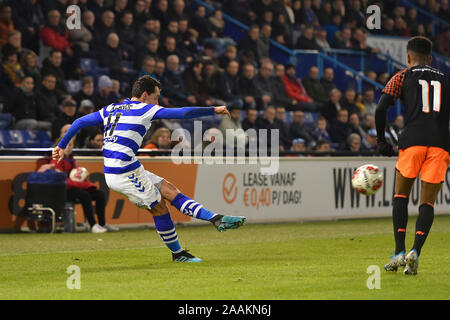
[99,99,162,174]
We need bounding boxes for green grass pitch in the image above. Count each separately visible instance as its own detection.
[0,216,449,300]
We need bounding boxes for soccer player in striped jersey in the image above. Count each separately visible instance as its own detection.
[52,76,246,263]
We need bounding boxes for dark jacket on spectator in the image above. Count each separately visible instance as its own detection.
[162,68,189,104]
[320,78,336,94]
[296,35,321,50]
[97,45,124,77]
[239,75,262,104]
[182,68,209,105]
[272,76,296,109]
[274,119,292,150]
[7,87,40,121]
[51,112,80,141]
[216,72,241,101]
[289,122,315,146]
[41,58,68,95]
[35,86,62,121]
[330,120,351,146]
[321,100,342,123]
[302,77,329,103]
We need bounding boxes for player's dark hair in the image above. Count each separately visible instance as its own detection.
[131,75,162,98]
[407,36,432,57]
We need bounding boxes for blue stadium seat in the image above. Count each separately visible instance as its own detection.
[303,112,319,125]
[0,113,12,129]
[0,130,53,148]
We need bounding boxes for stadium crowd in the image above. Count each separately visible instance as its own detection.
[1,0,447,155]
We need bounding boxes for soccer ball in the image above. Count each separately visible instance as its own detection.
[69,167,89,182]
[352,164,383,196]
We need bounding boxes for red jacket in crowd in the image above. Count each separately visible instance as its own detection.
[281,74,313,103]
[50,156,96,190]
[40,25,73,51]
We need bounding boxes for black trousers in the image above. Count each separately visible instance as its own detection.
[67,188,106,227]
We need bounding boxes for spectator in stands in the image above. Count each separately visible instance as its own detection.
[135,17,158,49]
[345,0,365,28]
[282,64,323,112]
[111,0,128,24]
[386,114,404,146]
[93,75,114,109]
[436,28,450,57]
[20,50,41,85]
[274,106,291,150]
[73,76,95,107]
[208,9,226,38]
[238,63,262,110]
[98,33,133,83]
[315,139,332,152]
[219,105,247,149]
[324,13,342,45]
[330,109,351,148]
[218,45,237,70]
[69,10,94,56]
[296,0,319,26]
[315,28,331,50]
[200,42,218,67]
[143,127,172,150]
[152,58,165,81]
[132,0,149,29]
[36,74,62,122]
[344,133,362,153]
[76,99,101,148]
[110,79,123,103]
[117,10,136,61]
[7,75,52,131]
[10,0,44,53]
[0,63,15,99]
[302,66,329,104]
[354,92,365,115]
[242,107,258,131]
[340,88,359,116]
[362,88,377,116]
[288,110,315,147]
[85,130,104,149]
[362,128,378,152]
[136,35,160,70]
[376,72,389,85]
[51,99,79,140]
[256,105,278,148]
[0,5,14,45]
[169,0,187,22]
[311,116,331,143]
[290,138,306,153]
[348,112,366,138]
[254,60,277,108]
[153,0,171,28]
[2,30,24,58]
[351,28,381,54]
[321,88,342,122]
[88,0,106,21]
[200,60,225,106]
[51,139,115,233]
[296,25,321,50]
[272,63,298,110]
[257,24,271,62]
[361,113,375,135]
[162,54,196,106]
[41,50,68,95]
[320,67,336,94]
[334,27,353,49]
[93,10,115,50]
[182,60,212,106]
[162,19,181,44]
[40,9,82,78]
[190,5,215,42]
[238,25,261,62]
[139,56,156,77]
[216,60,244,110]
[2,50,23,86]
[157,35,183,62]
[272,13,292,48]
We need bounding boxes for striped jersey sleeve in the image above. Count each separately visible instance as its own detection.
[382,69,407,99]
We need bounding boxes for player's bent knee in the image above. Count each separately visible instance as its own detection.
[148,199,169,216]
[159,179,181,201]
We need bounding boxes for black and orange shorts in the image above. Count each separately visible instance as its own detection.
[396,146,450,184]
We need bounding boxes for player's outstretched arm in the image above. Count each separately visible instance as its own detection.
[153,106,230,120]
[53,111,103,163]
